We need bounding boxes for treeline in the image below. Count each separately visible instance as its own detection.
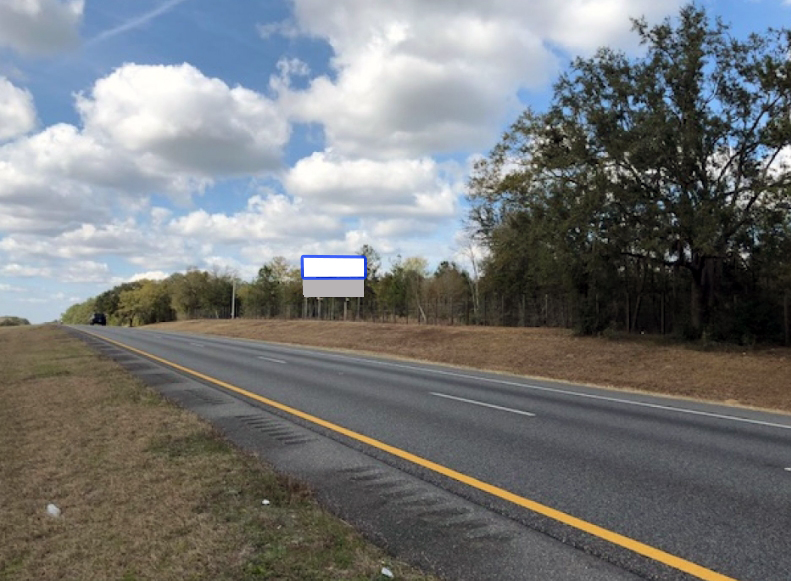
[467,4,791,345]
[59,246,478,327]
[62,269,237,326]
[0,316,30,327]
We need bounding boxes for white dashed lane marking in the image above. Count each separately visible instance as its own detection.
[431,392,536,418]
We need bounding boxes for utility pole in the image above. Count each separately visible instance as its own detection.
[231,279,236,319]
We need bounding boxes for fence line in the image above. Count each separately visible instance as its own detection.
[182,291,695,335]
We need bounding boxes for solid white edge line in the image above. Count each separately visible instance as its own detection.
[257,356,286,364]
[431,392,536,417]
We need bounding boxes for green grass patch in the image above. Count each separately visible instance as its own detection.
[0,325,437,581]
[147,430,234,458]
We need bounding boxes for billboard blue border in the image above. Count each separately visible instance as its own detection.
[300,255,367,280]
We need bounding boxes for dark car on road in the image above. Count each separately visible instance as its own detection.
[89,312,107,326]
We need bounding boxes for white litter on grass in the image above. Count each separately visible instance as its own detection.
[46,503,61,517]
[261,499,271,505]
[381,567,394,578]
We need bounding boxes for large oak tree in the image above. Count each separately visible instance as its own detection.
[468,4,791,338]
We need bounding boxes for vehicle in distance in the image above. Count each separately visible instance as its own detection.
[89,312,107,326]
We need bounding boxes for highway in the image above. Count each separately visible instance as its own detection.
[72,325,791,581]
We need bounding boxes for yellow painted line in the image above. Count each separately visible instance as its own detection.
[89,331,741,581]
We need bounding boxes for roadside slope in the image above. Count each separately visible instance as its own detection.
[0,325,436,581]
[148,319,791,413]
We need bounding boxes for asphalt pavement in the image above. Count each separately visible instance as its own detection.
[70,325,791,581]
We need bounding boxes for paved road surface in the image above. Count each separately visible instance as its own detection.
[71,325,791,581]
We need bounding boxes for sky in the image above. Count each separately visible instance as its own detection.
[0,0,788,323]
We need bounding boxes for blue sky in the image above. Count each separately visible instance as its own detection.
[0,0,788,323]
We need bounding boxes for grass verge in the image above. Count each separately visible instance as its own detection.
[0,325,437,581]
[148,319,791,414]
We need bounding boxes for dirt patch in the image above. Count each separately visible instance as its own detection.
[0,325,436,581]
[148,319,791,414]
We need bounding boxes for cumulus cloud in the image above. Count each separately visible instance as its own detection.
[0,263,53,277]
[0,77,36,140]
[0,218,203,275]
[76,63,289,175]
[273,0,681,159]
[0,63,289,237]
[284,151,459,218]
[59,260,110,283]
[0,125,156,235]
[0,0,83,55]
[128,270,170,282]
[167,192,343,243]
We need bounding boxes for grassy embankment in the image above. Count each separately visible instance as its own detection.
[0,325,436,581]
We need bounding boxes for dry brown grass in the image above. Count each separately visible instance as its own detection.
[0,325,436,581]
[148,319,791,414]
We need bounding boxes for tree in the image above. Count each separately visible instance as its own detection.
[379,256,408,315]
[358,244,381,299]
[61,299,97,324]
[117,280,174,326]
[430,261,470,303]
[468,3,791,339]
[242,257,293,317]
[402,256,428,322]
[167,269,233,319]
[94,282,143,324]
[0,316,30,326]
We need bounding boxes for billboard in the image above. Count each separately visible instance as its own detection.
[301,255,366,297]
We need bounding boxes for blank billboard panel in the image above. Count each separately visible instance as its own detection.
[301,255,366,297]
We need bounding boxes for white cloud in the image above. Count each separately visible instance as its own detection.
[59,260,110,283]
[168,192,343,243]
[0,218,203,277]
[0,263,52,277]
[284,151,459,218]
[0,63,289,237]
[257,19,300,40]
[0,77,36,141]
[76,63,289,176]
[0,283,25,292]
[239,229,387,266]
[0,0,83,55]
[275,0,681,159]
[272,57,311,89]
[128,270,170,282]
[545,0,677,54]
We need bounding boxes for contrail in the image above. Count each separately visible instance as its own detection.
[87,0,190,45]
